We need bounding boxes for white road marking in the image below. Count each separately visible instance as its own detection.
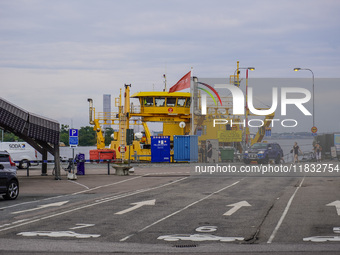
[71,176,143,195]
[68,180,90,189]
[12,201,69,214]
[195,226,217,233]
[120,180,241,242]
[0,177,188,233]
[0,176,143,211]
[223,201,251,216]
[333,227,340,233]
[115,199,156,215]
[303,227,340,242]
[17,230,100,238]
[120,234,134,242]
[157,234,244,242]
[303,236,340,242]
[326,200,340,216]
[69,224,95,230]
[267,177,305,244]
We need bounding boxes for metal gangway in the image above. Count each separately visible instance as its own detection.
[0,97,61,179]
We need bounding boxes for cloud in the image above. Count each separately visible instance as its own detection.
[0,0,340,131]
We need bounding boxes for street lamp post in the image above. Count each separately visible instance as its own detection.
[293,68,315,128]
[234,66,255,147]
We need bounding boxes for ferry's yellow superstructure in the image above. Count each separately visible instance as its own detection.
[88,64,274,162]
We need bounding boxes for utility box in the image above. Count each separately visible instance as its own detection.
[126,129,134,145]
[151,136,170,163]
[173,135,198,162]
[76,153,85,175]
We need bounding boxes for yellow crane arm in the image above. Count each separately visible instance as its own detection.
[93,119,105,149]
[142,122,151,144]
[251,112,275,145]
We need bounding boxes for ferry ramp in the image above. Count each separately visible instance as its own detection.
[0,97,61,179]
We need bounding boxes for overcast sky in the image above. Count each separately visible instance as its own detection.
[1,0,340,133]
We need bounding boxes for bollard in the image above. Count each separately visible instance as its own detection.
[107,160,110,175]
[26,163,29,177]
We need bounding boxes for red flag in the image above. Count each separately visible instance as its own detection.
[168,71,191,93]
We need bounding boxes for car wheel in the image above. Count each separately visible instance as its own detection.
[244,159,250,164]
[275,155,281,164]
[3,180,19,200]
[19,159,30,169]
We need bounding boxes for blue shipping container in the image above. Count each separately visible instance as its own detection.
[173,135,198,162]
[151,136,170,163]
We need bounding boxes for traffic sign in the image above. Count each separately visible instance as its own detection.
[69,129,78,137]
[69,129,78,147]
[311,126,318,134]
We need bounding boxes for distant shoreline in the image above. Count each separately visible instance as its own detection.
[265,136,314,140]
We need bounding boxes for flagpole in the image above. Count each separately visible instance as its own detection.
[191,67,194,135]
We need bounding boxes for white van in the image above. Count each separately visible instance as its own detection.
[0,142,40,169]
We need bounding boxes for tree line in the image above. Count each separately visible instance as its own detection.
[1,124,112,147]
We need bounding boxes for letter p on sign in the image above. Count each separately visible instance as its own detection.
[69,129,78,137]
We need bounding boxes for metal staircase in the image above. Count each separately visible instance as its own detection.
[0,97,61,178]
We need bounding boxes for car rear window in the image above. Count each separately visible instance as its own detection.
[0,154,10,162]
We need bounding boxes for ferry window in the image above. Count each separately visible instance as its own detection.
[185,98,191,107]
[155,97,165,107]
[177,98,186,107]
[144,97,154,107]
[166,98,176,107]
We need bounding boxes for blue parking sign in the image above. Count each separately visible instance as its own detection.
[69,129,78,137]
[69,129,78,146]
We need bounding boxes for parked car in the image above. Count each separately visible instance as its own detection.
[0,164,19,200]
[0,150,17,174]
[243,143,283,164]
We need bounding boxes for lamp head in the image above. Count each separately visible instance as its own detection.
[248,67,255,71]
[293,68,301,71]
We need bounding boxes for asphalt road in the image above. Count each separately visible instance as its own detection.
[0,163,340,254]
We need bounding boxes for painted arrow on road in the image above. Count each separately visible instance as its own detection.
[326,200,340,216]
[115,199,156,215]
[223,201,251,216]
[12,201,69,214]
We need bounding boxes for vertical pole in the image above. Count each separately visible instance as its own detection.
[245,69,249,146]
[311,70,315,128]
[54,144,61,180]
[41,149,48,176]
[72,147,75,175]
[108,160,110,175]
[26,163,29,177]
[236,61,240,87]
[128,145,131,165]
[190,68,194,135]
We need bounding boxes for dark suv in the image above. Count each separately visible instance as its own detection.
[0,164,19,200]
[243,143,283,164]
